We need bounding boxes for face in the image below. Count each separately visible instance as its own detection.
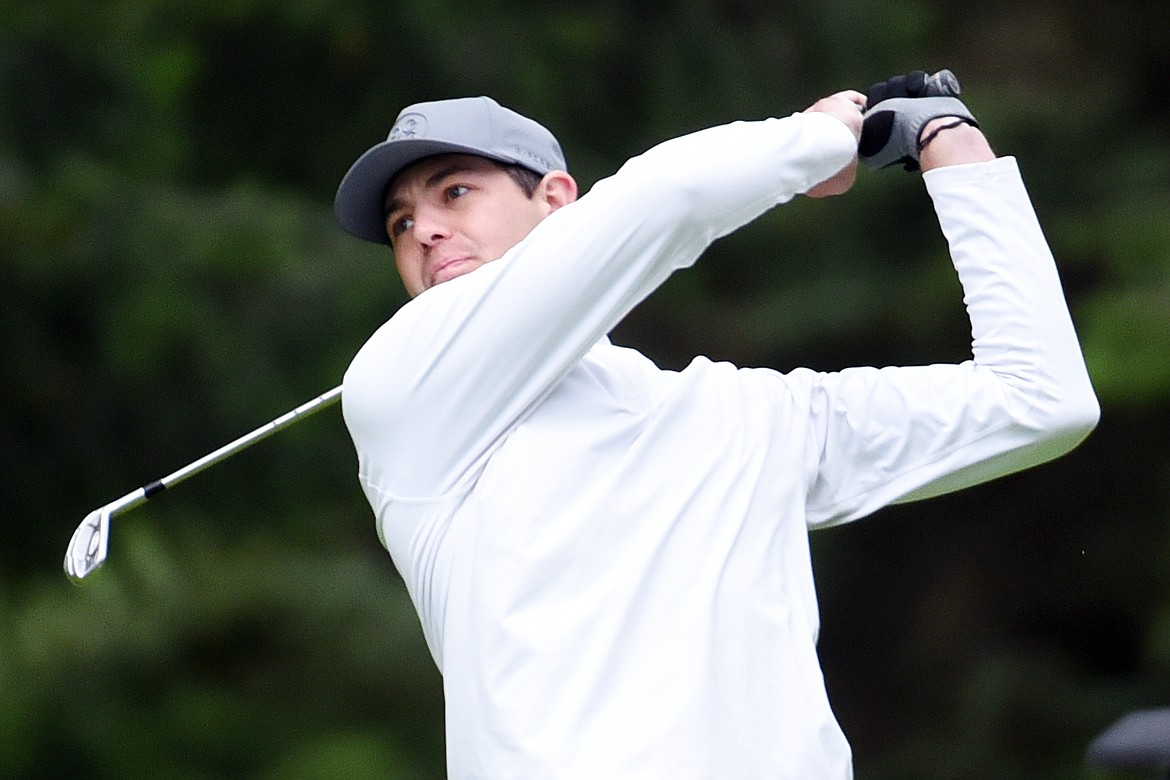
[383,154,574,297]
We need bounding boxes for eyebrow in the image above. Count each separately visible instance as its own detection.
[383,163,481,218]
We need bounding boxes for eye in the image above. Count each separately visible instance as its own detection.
[388,215,413,239]
[445,184,470,200]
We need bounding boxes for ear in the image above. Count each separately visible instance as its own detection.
[538,170,578,212]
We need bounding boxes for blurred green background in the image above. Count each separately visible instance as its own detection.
[3,0,1168,777]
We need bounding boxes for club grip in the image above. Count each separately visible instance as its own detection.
[923,69,961,98]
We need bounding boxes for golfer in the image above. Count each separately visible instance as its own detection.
[333,76,1098,778]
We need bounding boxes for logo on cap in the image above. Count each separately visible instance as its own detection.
[507,144,555,172]
[388,113,427,141]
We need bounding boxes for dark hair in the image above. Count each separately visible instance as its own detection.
[500,162,543,198]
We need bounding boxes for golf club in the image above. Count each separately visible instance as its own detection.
[63,385,342,583]
[1085,707,1170,778]
[923,69,961,97]
[62,70,961,586]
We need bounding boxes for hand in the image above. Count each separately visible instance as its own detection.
[858,69,979,171]
[804,90,866,141]
[804,90,865,198]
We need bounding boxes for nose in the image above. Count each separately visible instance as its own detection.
[410,205,451,247]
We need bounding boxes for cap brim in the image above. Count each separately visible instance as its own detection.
[334,138,524,245]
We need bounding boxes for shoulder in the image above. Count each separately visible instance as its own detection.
[341,292,438,431]
[344,270,489,390]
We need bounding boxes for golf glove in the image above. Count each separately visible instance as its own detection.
[859,69,979,171]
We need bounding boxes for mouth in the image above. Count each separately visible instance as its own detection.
[428,256,478,288]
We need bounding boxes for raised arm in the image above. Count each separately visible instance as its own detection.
[345,109,859,499]
[803,79,1099,525]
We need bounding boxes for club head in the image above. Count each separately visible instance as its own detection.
[64,507,110,583]
[1086,707,1170,772]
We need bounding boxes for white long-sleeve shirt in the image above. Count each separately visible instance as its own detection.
[342,111,1099,779]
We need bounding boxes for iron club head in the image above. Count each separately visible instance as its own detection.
[64,507,111,583]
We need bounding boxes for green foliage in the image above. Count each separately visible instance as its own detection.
[3,0,1169,776]
[4,522,444,778]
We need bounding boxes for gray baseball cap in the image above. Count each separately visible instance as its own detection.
[334,96,567,245]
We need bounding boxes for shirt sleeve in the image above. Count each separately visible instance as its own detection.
[344,112,859,499]
[801,157,1100,528]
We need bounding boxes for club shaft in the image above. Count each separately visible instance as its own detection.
[64,386,343,581]
[154,385,342,494]
[114,385,343,518]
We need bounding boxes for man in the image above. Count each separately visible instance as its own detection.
[333,76,1098,778]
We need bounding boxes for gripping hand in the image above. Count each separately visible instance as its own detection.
[859,69,978,171]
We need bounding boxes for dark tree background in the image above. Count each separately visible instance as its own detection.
[3,1,1168,777]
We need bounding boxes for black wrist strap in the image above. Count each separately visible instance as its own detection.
[917,118,974,153]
